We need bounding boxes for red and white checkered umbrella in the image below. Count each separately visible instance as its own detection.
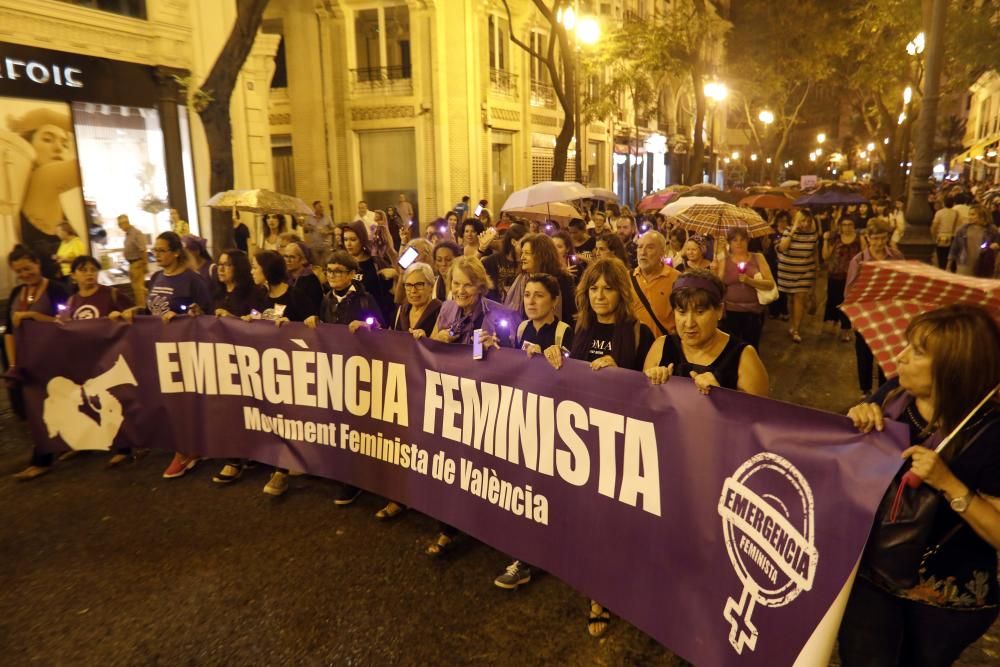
[841,260,1000,375]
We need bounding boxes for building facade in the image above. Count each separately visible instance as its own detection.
[953,70,1000,184]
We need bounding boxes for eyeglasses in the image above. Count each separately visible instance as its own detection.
[403,281,429,290]
[325,268,351,276]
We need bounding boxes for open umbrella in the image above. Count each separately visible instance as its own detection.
[501,181,593,210]
[739,193,795,210]
[660,197,771,238]
[504,202,582,225]
[793,183,869,207]
[841,260,1000,375]
[206,189,312,216]
[587,187,619,203]
[678,189,744,205]
[637,190,679,212]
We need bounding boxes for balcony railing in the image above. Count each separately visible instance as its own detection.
[349,66,413,95]
[490,68,519,98]
[530,80,557,109]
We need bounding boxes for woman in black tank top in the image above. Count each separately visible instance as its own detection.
[643,269,769,396]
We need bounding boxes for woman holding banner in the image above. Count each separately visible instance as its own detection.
[839,304,1000,666]
[566,258,654,636]
[110,232,211,479]
[4,244,70,480]
[414,255,519,556]
[212,250,264,318]
[643,270,769,396]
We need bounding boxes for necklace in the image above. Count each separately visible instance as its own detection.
[905,401,927,427]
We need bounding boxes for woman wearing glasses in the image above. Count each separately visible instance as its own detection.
[393,262,441,337]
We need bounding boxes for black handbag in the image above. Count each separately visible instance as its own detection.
[862,393,998,591]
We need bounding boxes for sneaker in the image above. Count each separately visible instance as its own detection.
[494,560,532,589]
[263,471,288,496]
[162,454,197,479]
[334,484,362,506]
[213,464,243,484]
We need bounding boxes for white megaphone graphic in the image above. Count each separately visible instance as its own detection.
[43,354,137,451]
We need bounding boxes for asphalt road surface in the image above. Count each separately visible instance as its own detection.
[1,313,998,666]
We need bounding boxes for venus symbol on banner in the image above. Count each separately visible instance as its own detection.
[717,453,819,655]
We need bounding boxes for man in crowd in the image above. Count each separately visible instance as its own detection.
[631,231,678,337]
[567,218,596,262]
[397,194,414,228]
[616,215,639,268]
[354,200,376,227]
[589,211,609,236]
[118,214,147,304]
[304,200,334,267]
[455,195,470,222]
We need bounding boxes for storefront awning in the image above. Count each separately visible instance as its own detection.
[951,134,1000,169]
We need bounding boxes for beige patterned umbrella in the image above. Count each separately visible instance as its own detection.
[205,189,312,216]
[660,197,771,238]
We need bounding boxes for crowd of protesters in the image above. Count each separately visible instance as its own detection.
[4,183,1000,658]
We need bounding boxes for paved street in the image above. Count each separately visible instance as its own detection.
[1,311,998,666]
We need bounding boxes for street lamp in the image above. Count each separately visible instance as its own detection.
[758,110,774,125]
[903,86,913,104]
[731,151,740,160]
[815,147,823,157]
[559,9,600,185]
[704,80,728,185]
[817,132,826,144]
[866,142,876,152]
[809,152,817,162]
[906,32,925,56]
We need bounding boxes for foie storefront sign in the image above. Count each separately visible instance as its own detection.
[0,42,160,106]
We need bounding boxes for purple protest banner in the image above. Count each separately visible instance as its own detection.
[15,317,906,665]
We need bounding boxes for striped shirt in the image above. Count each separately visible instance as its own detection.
[777,230,818,293]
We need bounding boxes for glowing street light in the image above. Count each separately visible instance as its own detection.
[809,152,817,162]
[758,109,774,125]
[731,151,740,160]
[750,153,758,161]
[903,86,913,104]
[815,147,823,157]
[704,80,728,102]
[859,150,868,159]
[866,142,876,152]
[898,111,907,125]
[576,17,601,44]
[766,158,772,164]
[557,6,577,30]
[883,137,890,144]
[906,32,925,56]
[817,132,826,144]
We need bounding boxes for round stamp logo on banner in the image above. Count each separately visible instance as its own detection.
[716,453,818,654]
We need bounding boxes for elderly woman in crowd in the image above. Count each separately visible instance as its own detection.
[676,235,712,273]
[392,262,441,337]
[414,255,519,556]
[777,209,819,344]
[644,269,769,396]
[4,244,70,479]
[392,238,434,306]
[280,239,323,320]
[716,227,775,349]
[839,304,1000,667]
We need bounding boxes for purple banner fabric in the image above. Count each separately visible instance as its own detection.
[15,317,906,665]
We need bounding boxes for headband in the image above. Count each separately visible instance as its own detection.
[672,274,723,301]
[689,234,708,251]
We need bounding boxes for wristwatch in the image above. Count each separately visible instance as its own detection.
[949,489,975,513]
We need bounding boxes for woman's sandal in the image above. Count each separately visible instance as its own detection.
[425,532,455,557]
[375,502,406,521]
[789,330,802,344]
[588,600,610,637]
